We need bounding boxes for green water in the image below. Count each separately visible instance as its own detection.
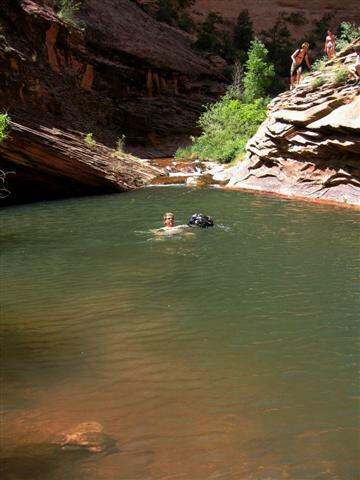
[1,187,359,480]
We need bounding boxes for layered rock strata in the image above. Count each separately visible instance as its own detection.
[0,119,162,205]
[227,41,360,207]
[0,0,223,154]
[0,0,223,203]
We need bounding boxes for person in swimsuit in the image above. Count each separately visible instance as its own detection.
[290,42,311,90]
[348,46,360,85]
[324,30,336,60]
[150,212,192,237]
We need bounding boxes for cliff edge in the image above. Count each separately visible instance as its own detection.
[227,40,360,207]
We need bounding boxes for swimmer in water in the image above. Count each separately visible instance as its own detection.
[150,212,193,236]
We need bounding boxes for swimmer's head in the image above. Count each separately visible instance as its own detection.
[163,212,175,227]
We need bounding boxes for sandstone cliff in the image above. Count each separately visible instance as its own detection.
[227,40,360,207]
[190,0,360,37]
[0,0,224,154]
[0,0,223,204]
[0,118,162,205]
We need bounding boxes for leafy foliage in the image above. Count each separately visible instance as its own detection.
[243,39,275,102]
[333,68,349,84]
[112,135,126,159]
[261,16,293,77]
[312,55,328,72]
[84,133,96,146]
[57,0,83,28]
[336,22,360,51]
[177,13,195,32]
[233,9,254,53]
[175,94,268,163]
[312,76,327,88]
[0,113,9,143]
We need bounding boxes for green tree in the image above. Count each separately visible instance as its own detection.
[156,0,176,24]
[177,13,195,32]
[202,12,223,33]
[243,39,275,102]
[312,13,334,43]
[176,95,267,163]
[233,9,254,53]
[261,16,292,77]
[336,22,360,51]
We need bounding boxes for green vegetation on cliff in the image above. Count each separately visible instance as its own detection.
[336,22,360,51]
[57,0,83,28]
[0,113,9,143]
[176,40,273,163]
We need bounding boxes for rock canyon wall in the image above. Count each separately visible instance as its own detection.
[190,0,360,37]
[0,0,222,203]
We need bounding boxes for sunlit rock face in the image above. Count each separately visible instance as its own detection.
[189,0,360,37]
[227,40,360,207]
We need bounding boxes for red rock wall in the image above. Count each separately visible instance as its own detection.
[0,0,224,156]
[191,0,360,37]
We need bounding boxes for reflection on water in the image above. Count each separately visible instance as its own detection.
[1,187,360,479]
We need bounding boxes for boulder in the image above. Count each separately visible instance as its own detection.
[51,422,115,454]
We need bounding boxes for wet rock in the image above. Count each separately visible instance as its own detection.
[186,174,213,187]
[51,422,115,454]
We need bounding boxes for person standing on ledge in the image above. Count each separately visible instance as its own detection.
[290,42,312,90]
[324,30,336,60]
[348,46,360,85]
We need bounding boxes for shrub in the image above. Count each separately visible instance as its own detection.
[175,95,268,163]
[174,146,194,160]
[202,12,223,34]
[312,76,327,88]
[333,68,348,84]
[243,39,275,102]
[84,132,96,146]
[177,13,195,32]
[193,31,222,54]
[0,113,9,143]
[312,55,328,72]
[57,0,83,28]
[112,135,126,159]
[336,22,360,52]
